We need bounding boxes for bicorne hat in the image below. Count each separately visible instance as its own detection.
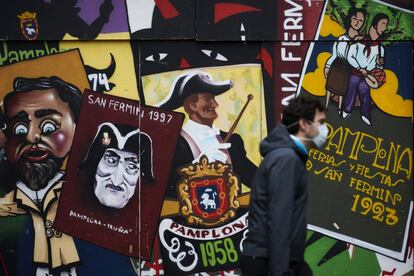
[81,122,155,184]
[157,71,233,111]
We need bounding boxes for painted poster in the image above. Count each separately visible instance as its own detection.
[55,90,184,258]
[298,0,413,260]
[138,64,265,273]
[129,40,273,274]
[0,0,123,41]
[0,50,91,275]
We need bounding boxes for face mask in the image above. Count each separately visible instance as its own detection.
[312,123,329,148]
[286,120,329,148]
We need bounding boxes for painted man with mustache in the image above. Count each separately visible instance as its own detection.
[0,76,82,275]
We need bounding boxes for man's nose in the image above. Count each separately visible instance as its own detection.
[112,164,125,185]
[26,127,41,143]
[212,99,219,107]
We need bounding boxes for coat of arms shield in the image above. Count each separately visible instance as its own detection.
[178,155,241,226]
[18,11,39,40]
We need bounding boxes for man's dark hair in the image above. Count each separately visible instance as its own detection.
[344,7,366,30]
[3,76,83,122]
[282,95,325,134]
[371,13,389,29]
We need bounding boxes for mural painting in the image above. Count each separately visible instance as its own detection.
[0,0,412,275]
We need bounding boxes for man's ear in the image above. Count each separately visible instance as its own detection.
[298,118,308,132]
[189,102,197,112]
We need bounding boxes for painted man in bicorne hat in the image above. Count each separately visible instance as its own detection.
[81,122,155,209]
[158,71,257,197]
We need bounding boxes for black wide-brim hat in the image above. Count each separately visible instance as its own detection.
[157,71,233,111]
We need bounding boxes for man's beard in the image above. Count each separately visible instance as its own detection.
[15,157,63,191]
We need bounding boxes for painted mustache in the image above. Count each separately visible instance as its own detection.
[22,147,50,162]
[105,183,124,192]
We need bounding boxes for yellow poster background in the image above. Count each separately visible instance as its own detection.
[142,65,267,166]
[60,39,139,101]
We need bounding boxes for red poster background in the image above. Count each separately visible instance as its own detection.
[55,90,184,258]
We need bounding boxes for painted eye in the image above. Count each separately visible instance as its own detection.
[128,162,138,170]
[14,123,28,135]
[201,49,228,61]
[145,53,168,62]
[41,122,57,134]
[126,162,139,175]
[103,155,118,166]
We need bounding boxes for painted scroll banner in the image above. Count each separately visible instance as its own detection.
[159,214,248,274]
[55,90,184,258]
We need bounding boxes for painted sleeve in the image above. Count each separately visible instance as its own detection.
[347,44,361,69]
[228,133,257,187]
[377,45,386,69]
[325,41,339,68]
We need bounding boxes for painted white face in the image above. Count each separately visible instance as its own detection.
[94,148,139,209]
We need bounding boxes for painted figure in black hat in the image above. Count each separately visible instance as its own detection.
[158,70,257,198]
[81,122,155,209]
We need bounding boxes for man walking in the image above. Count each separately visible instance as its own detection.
[241,95,328,275]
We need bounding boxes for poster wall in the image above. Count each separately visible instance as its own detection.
[0,0,413,275]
